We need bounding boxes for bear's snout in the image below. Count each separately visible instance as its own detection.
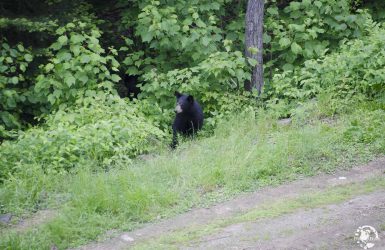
[175,104,182,113]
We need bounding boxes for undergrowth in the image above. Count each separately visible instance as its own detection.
[0,97,384,249]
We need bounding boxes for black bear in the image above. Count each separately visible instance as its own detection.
[171,91,204,149]
[117,75,141,100]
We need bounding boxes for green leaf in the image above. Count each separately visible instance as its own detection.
[289,2,301,11]
[314,43,326,56]
[53,89,62,99]
[10,76,19,84]
[0,65,8,73]
[64,75,76,87]
[51,42,62,51]
[282,63,294,71]
[56,27,66,35]
[70,45,81,56]
[247,47,258,55]
[17,44,24,52]
[70,34,85,44]
[90,53,101,62]
[124,38,134,46]
[45,63,55,72]
[111,74,121,82]
[247,58,257,67]
[58,35,68,45]
[66,23,75,29]
[279,37,291,48]
[2,43,10,50]
[126,66,139,75]
[141,32,153,43]
[63,62,71,69]
[9,49,18,58]
[111,58,120,68]
[201,37,210,47]
[285,52,297,63]
[19,64,26,72]
[48,94,56,104]
[76,72,89,83]
[267,7,278,16]
[182,25,189,32]
[24,54,33,62]
[6,97,16,108]
[338,23,347,31]
[93,67,100,74]
[80,54,90,64]
[314,1,322,8]
[302,0,311,6]
[291,42,302,54]
[196,20,206,28]
[263,34,271,43]
[57,52,72,61]
[289,24,305,32]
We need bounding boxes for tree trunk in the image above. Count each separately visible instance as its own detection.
[245,0,264,94]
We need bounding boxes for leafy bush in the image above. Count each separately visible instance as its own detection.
[1,19,121,133]
[1,0,377,136]
[363,1,385,22]
[264,0,371,72]
[35,22,120,109]
[0,17,58,34]
[120,0,371,76]
[267,23,385,107]
[0,41,35,130]
[121,0,229,74]
[0,93,165,181]
[139,51,256,129]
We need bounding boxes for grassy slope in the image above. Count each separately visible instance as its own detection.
[0,100,384,249]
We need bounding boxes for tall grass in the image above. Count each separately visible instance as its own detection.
[0,100,384,249]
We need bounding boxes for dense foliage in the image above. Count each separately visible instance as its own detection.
[0,0,383,174]
[1,0,382,135]
[0,1,384,248]
[267,21,385,112]
[0,93,165,180]
[0,0,383,191]
[0,40,35,130]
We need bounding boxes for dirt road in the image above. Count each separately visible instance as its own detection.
[76,157,385,250]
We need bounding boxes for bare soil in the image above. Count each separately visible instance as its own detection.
[75,157,385,250]
[184,191,385,250]
[0,209,57,233]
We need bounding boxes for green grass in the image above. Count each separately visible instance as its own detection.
[0,100,384,249]
[132,176,385,249]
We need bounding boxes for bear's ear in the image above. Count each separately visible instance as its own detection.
[187,95,194,103]
[175,91,182,98]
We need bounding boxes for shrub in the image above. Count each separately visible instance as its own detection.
[0,93,165,181]
[35,22,121,109]
[267,23,385,107]
[264,0,371,72]
[139,51,256,130]
[0,40,35,130]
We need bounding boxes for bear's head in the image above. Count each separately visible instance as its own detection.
[174,91,194,114]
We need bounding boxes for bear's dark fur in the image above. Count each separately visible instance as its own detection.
[117,75,141,99]
[171,91,204,149]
